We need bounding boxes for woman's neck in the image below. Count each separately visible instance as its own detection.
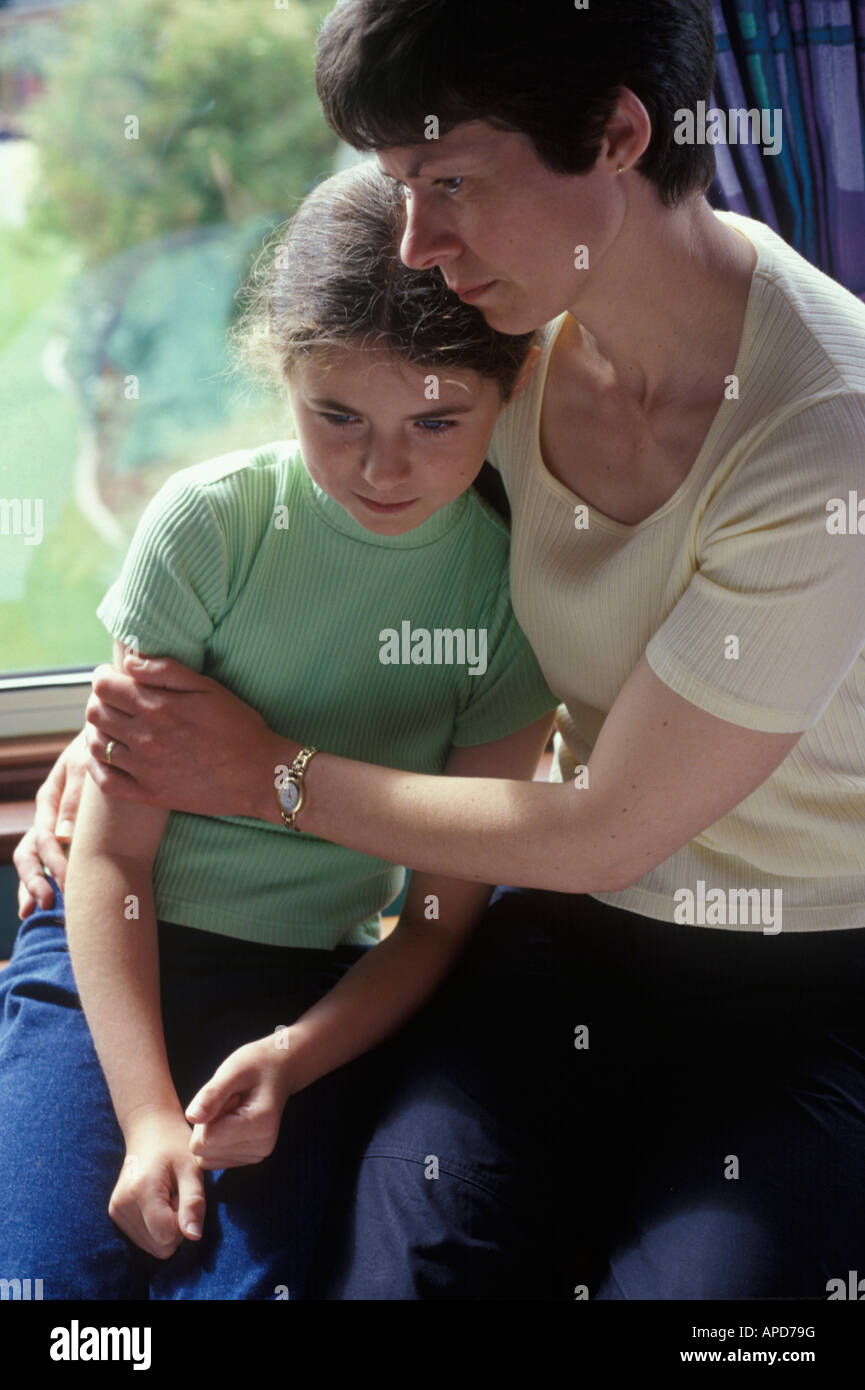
[563,192,757,418]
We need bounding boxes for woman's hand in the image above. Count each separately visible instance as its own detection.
[109,1105,206,1259]
[84,652,287,819]
[13,730,89,917]
[185,1034,296,1170]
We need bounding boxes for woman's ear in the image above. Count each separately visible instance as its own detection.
[508,344,542,402]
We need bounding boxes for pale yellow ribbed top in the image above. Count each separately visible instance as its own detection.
[489,212,865,930]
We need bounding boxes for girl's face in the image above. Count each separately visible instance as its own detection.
[286,345,534,535]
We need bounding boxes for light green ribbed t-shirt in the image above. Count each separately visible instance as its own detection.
[489,211,865,931]
[97,441,558,948]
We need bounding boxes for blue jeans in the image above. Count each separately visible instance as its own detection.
[308,887,865,1300]
[0,887,369,1300]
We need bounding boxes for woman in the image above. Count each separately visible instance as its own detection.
[15,0,865,1299]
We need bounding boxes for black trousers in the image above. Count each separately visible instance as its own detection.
[309,888,865,1300]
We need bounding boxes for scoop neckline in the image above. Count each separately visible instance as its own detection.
[528,212,766,535]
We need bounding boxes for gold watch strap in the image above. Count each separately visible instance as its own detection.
[276,745,318,830]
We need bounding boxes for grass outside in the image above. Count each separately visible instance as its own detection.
[0,225,80,357]
[1,223,291,673]
[1,225,117,669]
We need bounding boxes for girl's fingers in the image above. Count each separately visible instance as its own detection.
[140,1181,182,1254]
[189,1109,256,1168]
[176,1164,206,1240]
[185,1087,217,1124]
[110,1193,179,1261]
[189,1120,224,1169]
[186,1081,245,1124]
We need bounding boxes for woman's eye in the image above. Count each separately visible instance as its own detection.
[435,177,463,194]
[417,418,456,433]
[319,412,360,427]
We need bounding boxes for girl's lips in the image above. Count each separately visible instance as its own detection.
[354,494,419,514]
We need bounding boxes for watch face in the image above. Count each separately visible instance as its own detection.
[279,779,301,813]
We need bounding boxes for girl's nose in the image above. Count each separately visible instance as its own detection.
[360,439,412,490]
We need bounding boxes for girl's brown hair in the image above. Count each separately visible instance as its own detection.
[231,161,534,399]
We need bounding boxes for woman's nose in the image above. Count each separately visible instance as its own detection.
[400,195,460,271]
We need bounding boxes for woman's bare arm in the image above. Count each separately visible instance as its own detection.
[283,655,800,893]
[84,651,800,895]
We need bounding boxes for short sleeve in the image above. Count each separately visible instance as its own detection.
[646,393,865,732]
[451,568,559,747]
[97,475,229,670]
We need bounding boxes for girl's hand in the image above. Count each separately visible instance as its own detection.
[109,1106,206,1259]
[185,1035,295,1170]
[13,730,89,917]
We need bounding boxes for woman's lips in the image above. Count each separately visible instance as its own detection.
[453,280,496,303]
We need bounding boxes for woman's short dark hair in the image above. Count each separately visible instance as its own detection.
[316,0,717,207]
[231,161,534,398]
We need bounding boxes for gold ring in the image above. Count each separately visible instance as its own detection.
[105,738,117,767]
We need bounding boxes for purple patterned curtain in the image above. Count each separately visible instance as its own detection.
[709,1,865,298]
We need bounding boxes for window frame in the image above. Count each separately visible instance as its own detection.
[0,668,91,743]
[0,673,89,861]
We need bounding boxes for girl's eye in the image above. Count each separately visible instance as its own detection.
[434,177,463,194]
[417,419,456,433]
[318,411,360,427]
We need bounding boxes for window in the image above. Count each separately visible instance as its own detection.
[0,0,337,737]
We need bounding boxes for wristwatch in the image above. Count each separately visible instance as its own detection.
[275,746,318,830]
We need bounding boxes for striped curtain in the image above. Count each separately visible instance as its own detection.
[709,0,865,297]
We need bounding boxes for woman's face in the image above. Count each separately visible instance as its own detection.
[286,346,517,535]
[377,120,625,336]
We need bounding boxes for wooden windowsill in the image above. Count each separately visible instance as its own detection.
[0,733,75,797]
[0,733,76,864]
[0,800,39,860]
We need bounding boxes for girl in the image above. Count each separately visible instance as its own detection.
[0,161,556,1300]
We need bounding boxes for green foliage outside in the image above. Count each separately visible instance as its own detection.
[1,0,340,673]
[18,0,336,261]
